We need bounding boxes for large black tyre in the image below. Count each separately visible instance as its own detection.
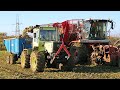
[118,57,120,67]
[78,44,89,64]
[10,54,17,64]
[6,53,17,64]
[30,51,45,72]
[64,46,80,71]
[20,50,30,68]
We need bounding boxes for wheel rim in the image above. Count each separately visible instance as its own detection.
[21,53,25,68]
[32,57,37,71]
[30,52,37,72]
[30,51,45,72]
[10,55,13,64]
[6,55,10,64]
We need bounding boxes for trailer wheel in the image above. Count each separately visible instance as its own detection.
[30,51,45,72]
[6,55,10,64]
[9,54,17,64]
[21,51,30,68]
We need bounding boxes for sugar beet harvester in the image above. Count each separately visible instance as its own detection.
[3,19,120,72]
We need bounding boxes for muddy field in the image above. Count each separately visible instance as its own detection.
[0,51,120,79]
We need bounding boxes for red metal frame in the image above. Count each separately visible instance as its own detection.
[50,41,71,64]
[51,19,84,64]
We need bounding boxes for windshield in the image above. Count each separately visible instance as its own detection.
[84,21,107,40]
[40,30,59,41]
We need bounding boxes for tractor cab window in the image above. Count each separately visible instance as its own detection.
[84,21,107,40]
[40,30,59,41]
[89,22,107,40]
[84,22,91,39]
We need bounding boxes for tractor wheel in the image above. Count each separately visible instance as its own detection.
[69,46,80,65]
[118,56,120,67]
[30,51,45,72]
[20,50,30,68]
[9,54,17,64]
[64,46,80,71]
[78,44,89,64]
[117,51,120,67]
[64,57,75,71]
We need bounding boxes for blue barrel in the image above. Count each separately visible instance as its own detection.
[4,38,32,56]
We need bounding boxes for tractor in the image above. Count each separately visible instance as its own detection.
[20,25,63,72]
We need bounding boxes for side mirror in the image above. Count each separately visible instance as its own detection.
[109,20,114,29]
[111,22,114,29]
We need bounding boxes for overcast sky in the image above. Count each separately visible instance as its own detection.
[0,11,119,36]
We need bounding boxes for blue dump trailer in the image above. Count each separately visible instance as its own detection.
[3,37,32,64]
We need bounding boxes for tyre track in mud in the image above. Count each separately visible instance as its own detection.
[0,59,40,79]
[0,65,36,79]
